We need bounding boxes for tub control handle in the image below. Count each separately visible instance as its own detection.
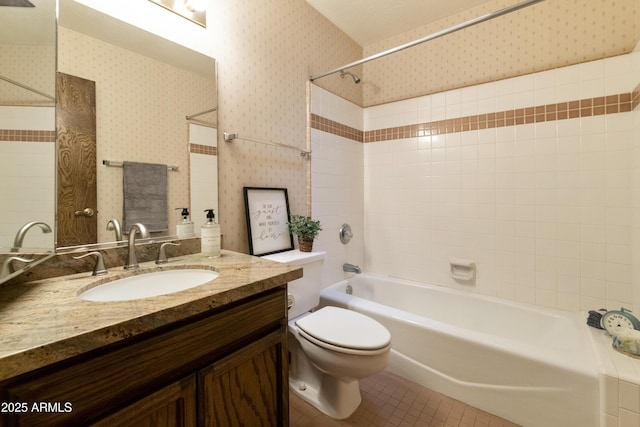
[449,258,475,281]
[339,224,353,244]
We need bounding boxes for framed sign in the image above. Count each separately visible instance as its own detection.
[243,187,294,256]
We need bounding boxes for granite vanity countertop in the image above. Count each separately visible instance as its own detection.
[0,250,301,381]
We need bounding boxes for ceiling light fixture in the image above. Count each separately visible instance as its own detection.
[0,0,34,6]
[148,0,206,27]
[183,0,206,12]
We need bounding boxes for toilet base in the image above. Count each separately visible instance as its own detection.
[289,373,362,420]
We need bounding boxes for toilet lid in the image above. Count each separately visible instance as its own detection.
[295,306,391,351]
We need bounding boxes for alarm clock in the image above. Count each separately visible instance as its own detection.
[601,308,640,334]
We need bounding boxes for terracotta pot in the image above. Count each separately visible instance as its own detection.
[298,237,314,252]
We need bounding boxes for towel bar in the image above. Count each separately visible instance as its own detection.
[102,160,179,172]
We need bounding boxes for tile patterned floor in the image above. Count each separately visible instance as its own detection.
[290,371,521,427]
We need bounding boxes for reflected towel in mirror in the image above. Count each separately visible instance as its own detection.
[123,161,168,232]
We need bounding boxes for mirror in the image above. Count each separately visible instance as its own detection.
[0,0,56,253]
[57,0,218,250]
[0,0,217,284]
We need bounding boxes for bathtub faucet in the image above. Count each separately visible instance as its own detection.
[343,263,361,274]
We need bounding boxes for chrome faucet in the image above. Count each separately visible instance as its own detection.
[12,221,52,252]
[106,219,123,241]
[132,222,150,239]
[124,223,148,270]
[343,263,361,274]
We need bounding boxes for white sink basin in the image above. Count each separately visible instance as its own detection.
[79,268,219,302]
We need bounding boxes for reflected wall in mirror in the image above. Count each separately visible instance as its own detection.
[0,0,56,253]
[57,0,218,250]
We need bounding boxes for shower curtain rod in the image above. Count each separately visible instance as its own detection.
[0,74,55,101]
[309,0,545,82]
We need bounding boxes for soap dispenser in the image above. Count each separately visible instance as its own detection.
[175,208,195,238]
[201,209,221,257]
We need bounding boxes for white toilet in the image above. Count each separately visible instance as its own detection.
[263,250,391,419]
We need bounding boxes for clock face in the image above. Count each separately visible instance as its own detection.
[603,312,637,333]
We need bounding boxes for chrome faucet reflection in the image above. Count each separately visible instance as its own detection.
[124,223,149,270]
[12,221,52,252]
[343,263,361,274]
[106,219,123,242]
[1,256,34,279]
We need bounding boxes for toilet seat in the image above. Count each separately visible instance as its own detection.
[295,306,391,356]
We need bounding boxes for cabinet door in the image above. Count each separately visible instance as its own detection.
[91,375,196,427]
[199,327,288,427]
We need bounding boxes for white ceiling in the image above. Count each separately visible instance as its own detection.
[5,1,494,49]
[306,0,491,46]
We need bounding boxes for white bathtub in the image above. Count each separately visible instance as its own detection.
[319,274,599,427]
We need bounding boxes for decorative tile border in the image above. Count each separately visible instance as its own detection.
[2,132,219,154]
[365,92,637,143]
[0,129,55,142]
[189,143,217,155]
[309,114,363,143]
[311,83,640,144]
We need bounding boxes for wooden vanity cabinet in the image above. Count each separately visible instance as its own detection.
[91,375,197,427]
[199,330,288,427]
[0,286,289,427]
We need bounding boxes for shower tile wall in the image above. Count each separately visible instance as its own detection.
[188,124,219,233]
[0,106,55,249]
[363,50,640,313]
[310,85,364,286]
[311,49,640,427]
[311,49,640,312]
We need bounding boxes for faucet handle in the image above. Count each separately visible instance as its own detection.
[1,256,34,279]
[156,242,181,264]
[73,252,108,276]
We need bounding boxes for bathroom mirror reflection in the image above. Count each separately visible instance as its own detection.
[56,0,218,250]
[1,0,218,285]
[0,0,56,254]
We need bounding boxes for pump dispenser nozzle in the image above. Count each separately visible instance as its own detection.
[176,207,190,220]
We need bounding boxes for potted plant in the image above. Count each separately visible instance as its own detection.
[287,214,322,252]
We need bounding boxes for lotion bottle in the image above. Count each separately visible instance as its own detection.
[175,207,195,238]
[201,209,221,257]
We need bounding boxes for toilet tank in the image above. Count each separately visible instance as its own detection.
[262,250,326,318]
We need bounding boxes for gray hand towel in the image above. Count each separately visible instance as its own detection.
[123,161,168,232]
